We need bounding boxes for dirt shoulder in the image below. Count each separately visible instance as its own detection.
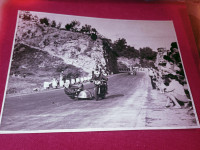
[143,71,199,128]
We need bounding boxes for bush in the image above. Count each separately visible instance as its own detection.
[20,11,32,20]
[65,20,80,31]
[51,20,56,27]
[65,24,72,31]
[40,18,49,26]
[91,33,97,41]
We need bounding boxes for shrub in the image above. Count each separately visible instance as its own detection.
[20,11,32,20]
[65,24,72,31]
[51,20,56,28]
[40,18,49,26]
[91,33,97,41]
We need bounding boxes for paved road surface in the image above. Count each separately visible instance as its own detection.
[0,71,197,131]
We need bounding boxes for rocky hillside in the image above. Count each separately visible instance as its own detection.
[13,15,106,79]
[12,43,87,78]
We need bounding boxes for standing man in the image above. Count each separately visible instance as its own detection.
[149,68,156,89]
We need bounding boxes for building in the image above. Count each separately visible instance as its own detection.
[155,48,169,68]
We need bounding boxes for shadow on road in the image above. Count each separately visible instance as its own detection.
[106,94,124,99]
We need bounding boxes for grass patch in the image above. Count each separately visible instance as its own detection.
[6,76,47,95]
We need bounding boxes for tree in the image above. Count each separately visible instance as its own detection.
[80,24,92,34]
[102,38,119,74]
[90,28,98,40]
[124,46,139,59]
[51,20,56,28]
[65,20,80,31]
[113,38,127,56]
[20,11,32,20]
[40,18,49,26]
[91,33,97,41]
[71,20,80,32]
[163,42,180,64]
[170,42,178,51]
[91,28,98,34]
[139,47,157,61]
[65,24,72,31]
[163,42,185,84]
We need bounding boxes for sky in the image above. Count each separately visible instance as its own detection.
[30,11,178,51]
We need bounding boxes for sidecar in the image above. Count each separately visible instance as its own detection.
[64,83,93,100]
[77,90,93,100]
[64,83,83,99]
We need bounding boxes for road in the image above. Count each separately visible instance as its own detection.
[0,71,197,131]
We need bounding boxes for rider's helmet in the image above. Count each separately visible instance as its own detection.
[101,69,106,76]
[94,67,101,77]
[94,70,100,77]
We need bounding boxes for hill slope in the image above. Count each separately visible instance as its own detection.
[7,14,110,94]
[15,17,106,75]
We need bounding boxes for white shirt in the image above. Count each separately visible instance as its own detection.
[166,80,185,95]
[149,70,154,77]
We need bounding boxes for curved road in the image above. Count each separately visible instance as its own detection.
[0,71,197,131]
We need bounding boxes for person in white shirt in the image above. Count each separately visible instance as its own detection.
[157,70,165,93]
[165,78,191,108]
[148,68,156,89]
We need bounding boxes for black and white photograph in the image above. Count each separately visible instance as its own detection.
[0,10,199,132]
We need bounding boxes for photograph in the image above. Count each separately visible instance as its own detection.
[0,10,199,133]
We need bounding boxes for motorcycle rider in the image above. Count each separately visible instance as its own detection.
[91,68,108,94]
[101,68,108,93]
[101,67,108,77]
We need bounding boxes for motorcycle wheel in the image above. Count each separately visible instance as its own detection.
[101,94,105,99]
[94,87,99,101]
[101,85,106,99]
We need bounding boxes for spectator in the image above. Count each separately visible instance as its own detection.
[148,68,156,89]
[164,76,191,108]
[156,70,165,93]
